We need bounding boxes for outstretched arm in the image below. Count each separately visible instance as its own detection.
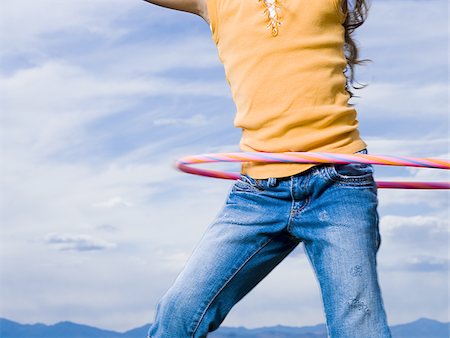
[141,0,209,23]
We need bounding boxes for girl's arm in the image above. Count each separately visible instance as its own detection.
[141,0,209,22]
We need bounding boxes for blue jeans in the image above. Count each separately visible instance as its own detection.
[148,148,392,338]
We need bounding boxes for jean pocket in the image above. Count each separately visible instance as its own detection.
[233,174,265,193]
[323,149,375,186]
[330,163,373,181]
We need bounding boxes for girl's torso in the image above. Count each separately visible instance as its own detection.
[205,0,367,179]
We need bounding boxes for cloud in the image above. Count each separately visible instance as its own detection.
[159,251,191,272]
[0,59,228,166]
[92,197,132,209]
[365,137,449,158]
[358,0,447,85]
[364,0,447,49]
[359,82,447,120]
[377,213,448,276]
[0,0,137,53]
[384,255,449,273]
[96,224,119,232]
[380,214,448,236]
[153,114,211,127]
[44,233,117,251]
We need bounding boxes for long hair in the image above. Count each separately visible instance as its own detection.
[340,0,372,102]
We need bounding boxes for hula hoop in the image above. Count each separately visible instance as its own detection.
[174,152,450,189]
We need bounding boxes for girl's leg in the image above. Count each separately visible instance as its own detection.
[148,176,299,338]
[297,152,392,338]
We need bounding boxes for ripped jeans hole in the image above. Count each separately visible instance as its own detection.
[350,265,363,276]
[348,298,371,314]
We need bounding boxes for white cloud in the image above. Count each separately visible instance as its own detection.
[357,82,447,120]
[0,0,137,53]
[380,214,448,234]
[96,224,119,232]
[378,213,448,277]
[153,113,211,127]
[0,59,227,164]
[365,136,449,158]
[363,0,448,50]
[159,251,191,272]
[386,255,449,272]
[44,233,117,251]
[92,196,133,209]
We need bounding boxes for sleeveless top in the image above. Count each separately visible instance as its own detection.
[206,0,367,179]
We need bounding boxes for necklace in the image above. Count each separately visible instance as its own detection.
[259,0,282,36]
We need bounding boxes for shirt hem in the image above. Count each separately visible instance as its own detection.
[240,140,368,179]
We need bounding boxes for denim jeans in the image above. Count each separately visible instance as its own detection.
[148,148,392,338]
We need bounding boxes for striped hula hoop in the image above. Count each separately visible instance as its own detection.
[174,152,450,189]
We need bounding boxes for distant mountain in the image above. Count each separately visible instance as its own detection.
[390,317,450,338]
[208,323,328,338]
[0,318,122,338]
[0,317,449,338]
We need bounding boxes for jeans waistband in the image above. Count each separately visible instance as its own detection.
[266,148,368,187]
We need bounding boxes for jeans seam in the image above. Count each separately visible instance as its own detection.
[190,236,277,337]
[294,172,312,219]
[304,169,311,197]
[287,174,311,234]
[286,177,295,234]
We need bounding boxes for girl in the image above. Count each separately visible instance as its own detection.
[144,0,392,337]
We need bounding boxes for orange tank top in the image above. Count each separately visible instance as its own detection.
[206,0,367,179]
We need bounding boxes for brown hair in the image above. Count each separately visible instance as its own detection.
[340,0,372,102]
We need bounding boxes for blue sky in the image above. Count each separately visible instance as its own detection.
[0,0,448,332]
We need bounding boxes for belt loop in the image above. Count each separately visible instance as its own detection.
[268,177,277,187]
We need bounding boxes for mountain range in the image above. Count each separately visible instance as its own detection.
[0,317,449,338]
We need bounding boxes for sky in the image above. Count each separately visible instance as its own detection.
[0,0,449,333]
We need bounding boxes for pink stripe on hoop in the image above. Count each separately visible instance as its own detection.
[174,151,450,190]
